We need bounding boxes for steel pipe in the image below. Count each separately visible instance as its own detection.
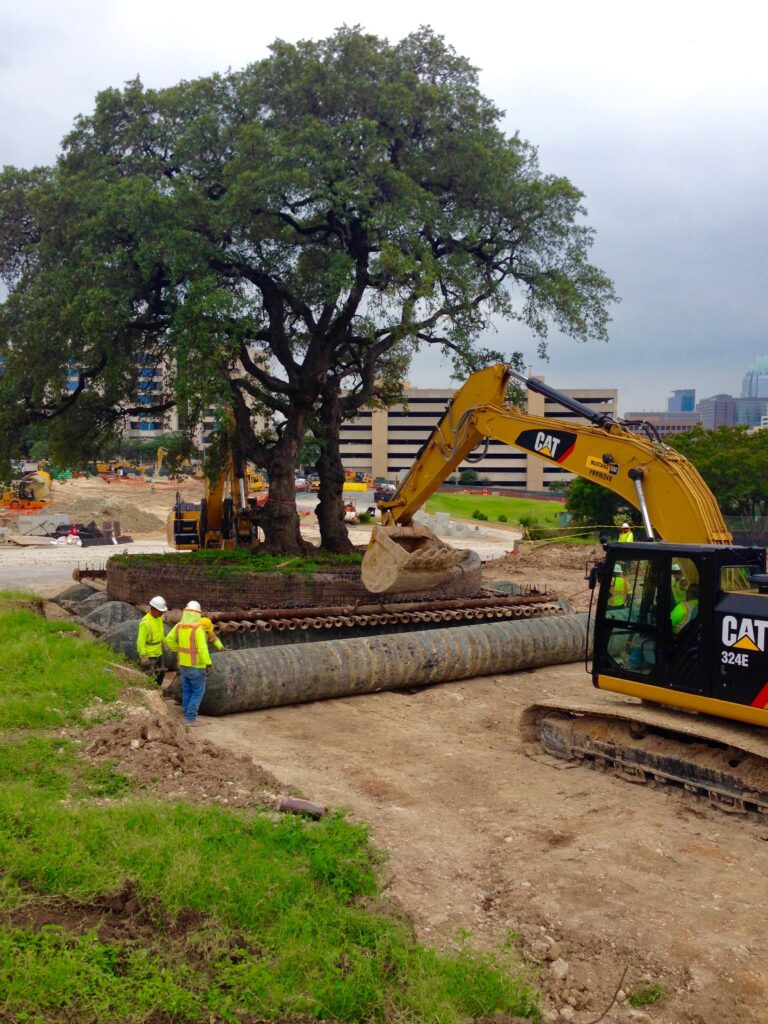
[196,614,591,716]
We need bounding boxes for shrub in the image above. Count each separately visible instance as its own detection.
[358,511,373,525]
[472,510,488,521]
[497,514,508,523]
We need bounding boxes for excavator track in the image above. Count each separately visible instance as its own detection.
[520,696,768,817]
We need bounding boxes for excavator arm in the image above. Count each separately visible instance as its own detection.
[364,363,729,594]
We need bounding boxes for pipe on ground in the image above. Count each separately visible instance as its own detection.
[197,613,591,716]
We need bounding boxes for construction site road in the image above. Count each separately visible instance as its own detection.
[0,540,175,597]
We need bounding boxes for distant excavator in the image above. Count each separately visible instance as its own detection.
[167,447,267,551]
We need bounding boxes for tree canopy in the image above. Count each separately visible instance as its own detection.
[565,476,632,528]
[672,424,768,518]
[0,26,618,551]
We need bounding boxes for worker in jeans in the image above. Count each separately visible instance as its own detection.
[164,600,211,726]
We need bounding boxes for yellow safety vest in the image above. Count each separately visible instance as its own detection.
[618,530,634,543]
[671,599,698,634]
[136,613,165,657]
[608,576,627,607]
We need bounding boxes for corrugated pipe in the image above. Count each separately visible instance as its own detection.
[193,614,592,715]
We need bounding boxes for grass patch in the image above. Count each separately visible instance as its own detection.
[628,983,664,1007]
[0,608,129,731]
[426,492,563,526]
[111,548,363,578]
[0,593,540,1023]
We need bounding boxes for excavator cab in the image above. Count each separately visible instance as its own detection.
[593,542,768,724]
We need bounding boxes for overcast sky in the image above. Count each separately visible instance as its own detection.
[2,0,766,413]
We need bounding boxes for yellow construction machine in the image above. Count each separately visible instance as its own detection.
[0,469,53,510]
[362,363,768,812]
[167,447,267,551]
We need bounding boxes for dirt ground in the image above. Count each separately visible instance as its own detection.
[7,478,768,1023]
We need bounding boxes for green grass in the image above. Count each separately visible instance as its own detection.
[425,492,564,526]
[112,548,363,578]
[0,592,540,1023]
[628,983,664,1008]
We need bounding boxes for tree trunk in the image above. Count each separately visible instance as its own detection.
[316,380,354,553]
[260,421,309,555]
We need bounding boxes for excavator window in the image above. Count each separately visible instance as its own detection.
[720,565,758,594]
[602,557,663,677]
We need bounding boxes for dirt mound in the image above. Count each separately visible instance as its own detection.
[48,497,164,535]
[492,541,603,574]
[82,711,281,807]
[483,541,603,613]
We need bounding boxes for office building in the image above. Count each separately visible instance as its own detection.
[339,381,618,490]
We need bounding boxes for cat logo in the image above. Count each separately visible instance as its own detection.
[514,428,577,464]
[722,615,768,652]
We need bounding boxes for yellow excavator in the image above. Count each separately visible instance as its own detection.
[167,449,267,551]
[362,363,768,812]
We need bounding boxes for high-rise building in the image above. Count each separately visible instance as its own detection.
[741,356,768,398]
[667,389,695,412]
[696,394,736,429]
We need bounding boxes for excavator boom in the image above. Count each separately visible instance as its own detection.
[363,363,729,594]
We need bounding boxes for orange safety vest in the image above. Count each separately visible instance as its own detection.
[176,622,204,667]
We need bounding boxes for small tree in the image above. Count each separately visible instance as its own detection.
[459,469,480,485]
[566,477,630,527]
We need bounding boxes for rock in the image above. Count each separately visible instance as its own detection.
[82,601,143,634]
[55,582,98,608]
[558,1008,575,1022]
[530,939,550,960]
[78,591,110,615]
[616,989,626,1003]
[100,619,143,659]
[545,941,562,961]
[550,959,569,981]
[628,1011,652,1023]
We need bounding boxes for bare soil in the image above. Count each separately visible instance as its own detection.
[158,544,767,1024]
[12,485,766,1023]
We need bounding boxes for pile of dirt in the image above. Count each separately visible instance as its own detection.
[48,497,165,535]
[82,710,282,807]
[484,541,603,613]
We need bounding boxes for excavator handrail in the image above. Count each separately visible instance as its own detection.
[377,363,730,546]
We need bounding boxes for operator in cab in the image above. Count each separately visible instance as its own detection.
[671,582,699,635]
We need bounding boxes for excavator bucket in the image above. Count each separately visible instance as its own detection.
[361,524,468,594]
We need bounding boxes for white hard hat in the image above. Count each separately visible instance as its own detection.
[185,600,202,613]
[672,561,682,572]
[621,522,630,529]
[149,596,168,612]
[612,565,623,574]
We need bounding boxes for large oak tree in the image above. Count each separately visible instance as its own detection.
[0,26,617,552]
